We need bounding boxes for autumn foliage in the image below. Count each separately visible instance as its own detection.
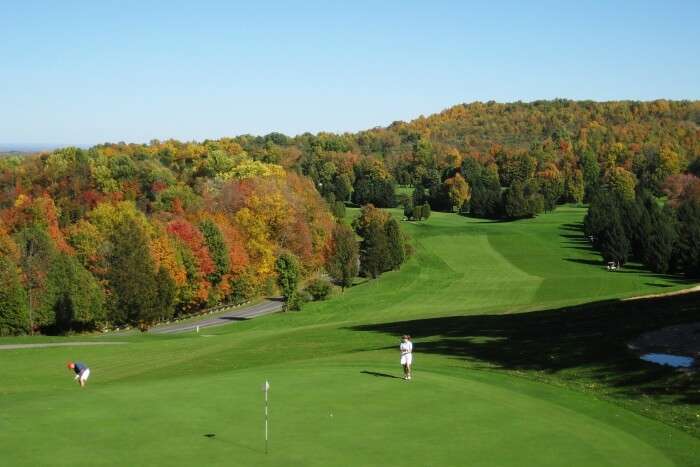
[0,143,334,333]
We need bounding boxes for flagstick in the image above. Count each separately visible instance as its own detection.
[264,380,269,455]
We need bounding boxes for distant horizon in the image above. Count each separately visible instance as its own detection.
[3,96,699,152]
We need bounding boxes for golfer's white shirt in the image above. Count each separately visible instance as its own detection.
[400,341,413,365]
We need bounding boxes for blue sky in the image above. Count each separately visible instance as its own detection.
[1,0,699,146]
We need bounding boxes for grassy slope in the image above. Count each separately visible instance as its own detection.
[1,206,699,466]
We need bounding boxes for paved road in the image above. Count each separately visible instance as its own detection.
[0,342,128,350]
[150,299,283,334]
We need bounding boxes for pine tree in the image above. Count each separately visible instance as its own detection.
[385,218,405,270]
[360,220,390,278]
[326,223,359,290]
[107,216,161,326]
[47,252,105,333]
[0,255,29,336]
[676,199,700,277]
[599,212,630,267]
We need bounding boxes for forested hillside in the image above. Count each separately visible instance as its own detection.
[0,100,699,335]
[0,143,338,334]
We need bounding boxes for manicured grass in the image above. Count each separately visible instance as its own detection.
[1,206,699,466]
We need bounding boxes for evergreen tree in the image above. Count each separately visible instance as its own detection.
[385,218,405,270]
[470,183,503,218]
[359,220,390,278]
[675,199,700,277]
[47,252,105,333]
[584,191,618,245]
[276,252,301,310]
[326,223,359,290]
[0,255,29,336]
[106,216,161,326]
[642,204,677,274]
[599,211,630,267]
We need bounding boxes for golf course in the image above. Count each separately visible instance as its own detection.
[1,206,699,466]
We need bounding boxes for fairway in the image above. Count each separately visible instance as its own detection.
[1,206,699,466]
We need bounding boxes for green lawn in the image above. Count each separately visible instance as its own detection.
[1,206,699,466]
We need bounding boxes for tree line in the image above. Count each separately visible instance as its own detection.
[0,140,414,335]
[584,176,700,277]
[210,100,697,221]
[2,99,698,333]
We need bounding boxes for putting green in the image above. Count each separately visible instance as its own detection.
[1,206,698,466]
[1,362,694,467]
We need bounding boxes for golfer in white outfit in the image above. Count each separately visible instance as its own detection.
[400,335,413,380]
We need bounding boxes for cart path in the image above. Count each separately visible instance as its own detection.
[149,298,284,334]
[0,342,128,350]
[623,284,700,301]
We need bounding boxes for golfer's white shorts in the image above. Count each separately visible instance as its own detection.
[80,369,90,382]
[401,354,413,366]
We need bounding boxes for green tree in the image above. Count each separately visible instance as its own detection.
[564,169,585,204]
[402,199,414,220]
[412,184,426,207]
[276,251,301,310]
[331,200,346,219]
[422,202,431,220]
[326,223,359,290]
[599,212,630,267]
[504,181,543,219]
[385,218,405,270]
[537,170,564,212]
[642,205,677,274]
[47,252,105,333]
[333,173,353,202]
[359,219,390,278]
[675,199,700,277]
[412,204,423,220]
[351,159,396,207]
[606,167,637,202]
[0,255,29,336]
[580,149,601,202]
[504,182,529,218]
[199,219,230,285]
[107,216,162,326]
[16,227,56,333]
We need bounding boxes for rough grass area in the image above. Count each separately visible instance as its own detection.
[1,206,699,466]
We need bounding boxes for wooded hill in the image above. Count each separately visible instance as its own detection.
[0,100,698,335]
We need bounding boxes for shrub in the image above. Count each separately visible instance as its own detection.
[304,278,333,301]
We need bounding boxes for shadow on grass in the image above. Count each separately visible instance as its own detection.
[361,370,402,379]
[351,292,700,404]
[564,257,605,267]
